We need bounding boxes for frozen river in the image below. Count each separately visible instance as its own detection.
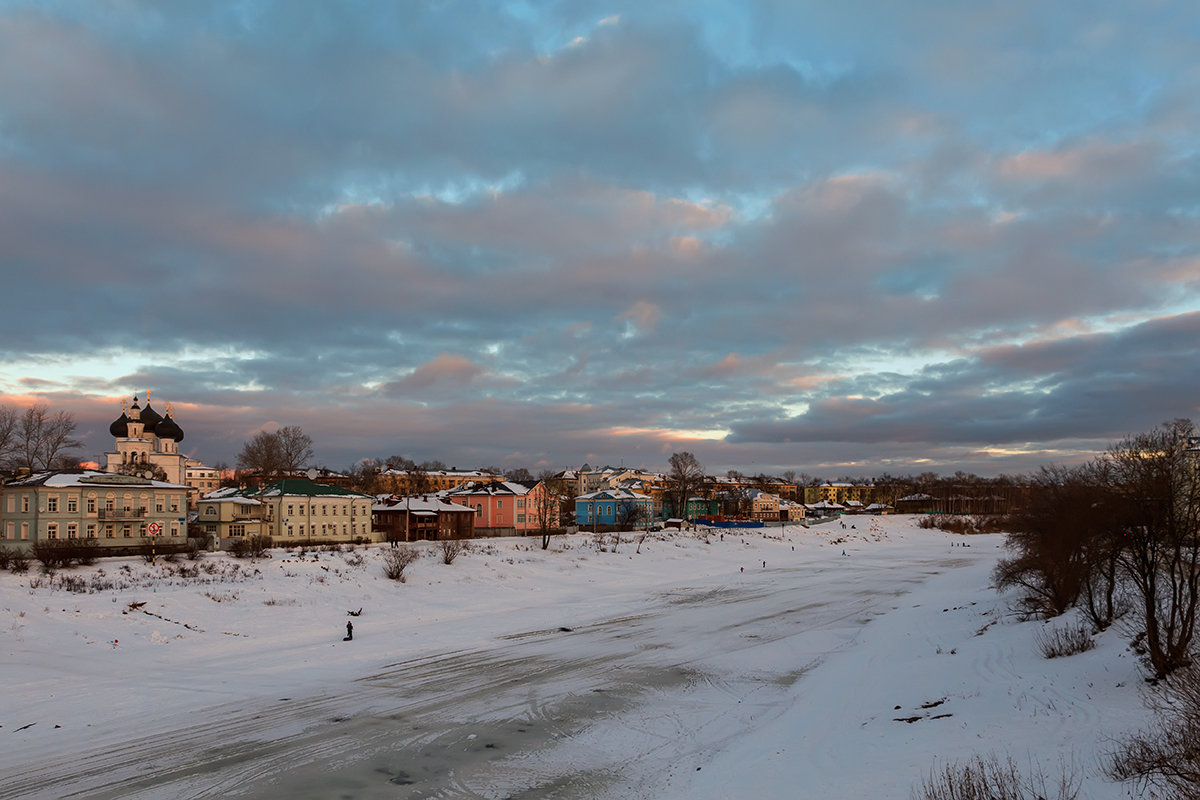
[3,541,978,799]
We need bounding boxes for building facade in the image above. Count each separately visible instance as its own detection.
[371,496,475,542]
[443,480,554,535]
[575,488,654,528]
[200,479,376,548]
[1,470,189,553]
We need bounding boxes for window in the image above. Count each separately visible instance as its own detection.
[497,499,503,509]
[5,495,11,513]
[67,496,78,513]
[169,499,178,513]
[105,524,114,539]
[205,505,216,516]
[2,521,9,539]
[86,524,96,538]
[47,523,58,540]
[517,499,525,509]
[87,497,96,513]
[287,504,294,516]
[105,496,115,512]
[299,525,305,536]
[287,525,294,537]
[22,494,30,512]
[21,522,29,540]
[230,524,245,536]
[517,514,526,524]
[322,505,328,516]
[123,524,132,538]
[67,523,77,539]
[156,498,164,513]
[475,504,482,517]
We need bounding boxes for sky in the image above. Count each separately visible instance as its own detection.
[2,1,1199,477]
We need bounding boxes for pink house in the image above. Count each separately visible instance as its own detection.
[443,480,553,535]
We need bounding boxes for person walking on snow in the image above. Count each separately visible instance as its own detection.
[345,621,353,641]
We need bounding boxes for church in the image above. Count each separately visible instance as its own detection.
[104,393,188,485]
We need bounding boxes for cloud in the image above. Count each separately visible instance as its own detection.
[2,2,1199,479]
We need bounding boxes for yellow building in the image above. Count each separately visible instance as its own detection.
[1,469,188,553]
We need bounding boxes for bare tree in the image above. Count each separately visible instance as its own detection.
[616,500,648,531]
[667,451,705,520]
[408,464,433,496]
[8,403,82,471]
[1104,419,1200,678]
[534,471,566,550]
[236,426,313,482]
[995,463,1105,619]
[0,404,17,466]
[276,425,315,474]
[347,459,383,495]
[385,454,415,470]
[237,430,285,481]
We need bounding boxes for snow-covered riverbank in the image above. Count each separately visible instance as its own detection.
[1,516,1152,798]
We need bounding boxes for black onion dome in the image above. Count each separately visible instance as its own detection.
[155,413,184,442]
[139,401,163,433]
[109,412,130,437]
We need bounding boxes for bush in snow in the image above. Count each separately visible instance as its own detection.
[913,753,1080,800]
[228,534,272,559]
[382,545,419,581]
[439,538,465,565]
[1035,623,1096,659]
[1108,660,1200,795]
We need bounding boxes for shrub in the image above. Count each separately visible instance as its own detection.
[228,534,273,559]
[439,538,465,565]
[69,538,100,566]
[0,547,13,570]
[185,538,206,560]
[9,551,30,573]
[1108,661,1200,795]
[32,540,73,571]
[913,753,1080,800]
[1035,623,1096,659]
[382,545,419,581]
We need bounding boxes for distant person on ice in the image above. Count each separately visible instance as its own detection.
[345,621,353,641]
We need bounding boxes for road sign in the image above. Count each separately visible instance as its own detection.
[147,521,162,536]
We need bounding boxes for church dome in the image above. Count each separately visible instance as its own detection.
[139,401,163,433]
[109,412,130,437]
[155,412,184,442]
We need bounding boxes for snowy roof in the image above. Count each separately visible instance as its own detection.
[445,480,533,497]
[200,496,262,506]
[8,469,189,491]
[577,488,652,501]
[806,500,846,509]
[897,493,934,502]
[372,496,474,514]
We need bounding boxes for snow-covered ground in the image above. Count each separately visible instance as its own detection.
[1,516,1153,798]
